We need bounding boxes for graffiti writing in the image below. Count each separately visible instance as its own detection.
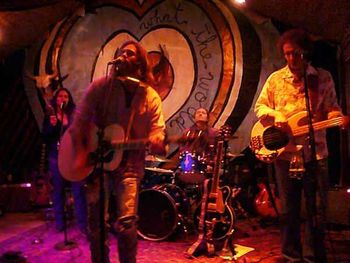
[140,3,187,31]
[191,24,217,69]
[169,106,197,131]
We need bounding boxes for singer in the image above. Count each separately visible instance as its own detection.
[254,28,344,263]
[42,87,87,234]
[66,40,166,263]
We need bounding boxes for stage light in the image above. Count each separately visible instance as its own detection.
[347,188,350,194]
[234,0,246,4]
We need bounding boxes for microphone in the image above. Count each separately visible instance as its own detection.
[108,56,127,75]
[295,49,307,60]
[107,57,124,65]
[60,102,66,110]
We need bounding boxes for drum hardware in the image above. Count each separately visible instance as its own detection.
[226,153,244,159]
[145,155,173,162]
[144,167,174,173]
[142,167,175,189]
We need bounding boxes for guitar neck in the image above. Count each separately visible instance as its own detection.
[111,139,146,150]
[111,134,185,151]
[210,140,224,196]
[292,116,345,137]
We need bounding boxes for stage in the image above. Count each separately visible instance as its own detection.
[0,211,349,263]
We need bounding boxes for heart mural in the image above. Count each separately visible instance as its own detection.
[24,0,281,154]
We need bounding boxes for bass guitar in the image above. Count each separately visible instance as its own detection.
[250,111,349,163]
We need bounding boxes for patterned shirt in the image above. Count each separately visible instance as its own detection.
[255,64,341,161]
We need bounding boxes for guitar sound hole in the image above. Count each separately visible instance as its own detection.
[263,126,289,150]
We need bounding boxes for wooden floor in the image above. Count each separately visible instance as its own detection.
[0,210,349,263]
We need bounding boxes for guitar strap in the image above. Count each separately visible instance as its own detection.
[125,108,135,141]
[125,83,144,141]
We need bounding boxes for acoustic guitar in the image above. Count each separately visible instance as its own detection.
[250,111,349,163]
[58,123,190,181]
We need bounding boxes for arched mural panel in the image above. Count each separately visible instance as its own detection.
[24,0,281,154]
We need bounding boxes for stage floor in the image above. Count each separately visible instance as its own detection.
[0,211,349,263]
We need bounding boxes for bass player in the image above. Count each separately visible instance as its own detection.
[254,28,344,263]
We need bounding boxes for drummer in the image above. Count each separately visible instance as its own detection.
[182,108,217,152]
[179,107,219,174]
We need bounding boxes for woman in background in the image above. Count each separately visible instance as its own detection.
[42,87,87,233]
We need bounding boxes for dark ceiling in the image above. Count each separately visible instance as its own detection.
[0,0,350,60]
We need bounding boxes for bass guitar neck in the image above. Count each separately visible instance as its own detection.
[250,111,349,163]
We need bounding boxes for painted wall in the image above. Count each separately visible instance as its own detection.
[24,0,282,156]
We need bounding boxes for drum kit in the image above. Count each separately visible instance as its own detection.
[137,147,242,241]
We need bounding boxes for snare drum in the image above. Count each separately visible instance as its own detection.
[137,184,189,241]
[178,151,207,184]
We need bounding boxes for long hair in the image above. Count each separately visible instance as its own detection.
[50,87,75,116]
[277,28,314,61]
[118,40,155,85]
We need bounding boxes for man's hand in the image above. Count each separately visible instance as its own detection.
[327,110,343,120]
[148,135,167,156]
[272,111,287,128]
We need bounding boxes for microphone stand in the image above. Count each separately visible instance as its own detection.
[89,66,116,263]
[301,59,321,262]
[92,127,108,263]
[55,104,78,251]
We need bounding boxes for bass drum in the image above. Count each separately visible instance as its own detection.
[137,184,189,241]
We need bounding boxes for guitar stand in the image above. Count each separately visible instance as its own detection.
[218,230,237,261]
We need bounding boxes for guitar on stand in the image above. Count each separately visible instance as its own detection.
[186,126,235,258]
[31,86,56,208]
[31,143,52,207]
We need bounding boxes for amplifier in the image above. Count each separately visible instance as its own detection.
[0,183,33,212]
[327,188,350,226]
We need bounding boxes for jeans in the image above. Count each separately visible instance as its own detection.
[49,156,87,231]
[86,170,140,263]
[274,158,329,263]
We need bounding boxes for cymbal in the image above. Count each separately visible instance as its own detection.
[145,167,174,174]
[145,155,172,162]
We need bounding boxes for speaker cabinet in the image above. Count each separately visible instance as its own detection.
[327,188,350,226]
[0,183,33,212]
